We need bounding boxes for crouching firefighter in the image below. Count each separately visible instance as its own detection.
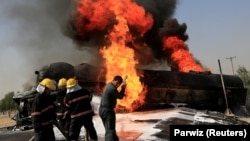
[31,78,57,141]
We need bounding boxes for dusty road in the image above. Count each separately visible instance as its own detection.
[0,129,33,141]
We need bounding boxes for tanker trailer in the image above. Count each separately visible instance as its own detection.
[12,62,248,128]
[72,63,248,114]
[141,70,247,114]
[74,63,106,93]
[35,62,75,83]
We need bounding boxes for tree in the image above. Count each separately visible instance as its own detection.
[0,92,18,114]
[236,66,250,92]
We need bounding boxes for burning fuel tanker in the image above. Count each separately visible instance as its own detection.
[142,69,247,112]
[73,62,247,113]
[13,62,247,119]
[75,64,247,111]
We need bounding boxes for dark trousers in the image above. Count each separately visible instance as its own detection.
[69,114,98,140]
[58,114,71,133]
[34,124,55,141]
[99,108,119,141]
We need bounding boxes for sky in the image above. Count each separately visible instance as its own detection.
[0,0,250,99]
[174,0,250,74]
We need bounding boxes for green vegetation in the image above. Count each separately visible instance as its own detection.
[236,66,250,93]
[236,66,250,108]
[0,92,18,114]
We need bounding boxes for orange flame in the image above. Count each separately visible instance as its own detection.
[75,0,153,38]
[162,36,206,72]
[97,0,152,112]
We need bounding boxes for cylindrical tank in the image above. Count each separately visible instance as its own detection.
[74,63,106,93]
[36,62,75,82]
[141,70,247,113]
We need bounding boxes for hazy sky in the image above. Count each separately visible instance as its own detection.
[174,0,250,74]
[0,0,96,99]
[1,0,250,99]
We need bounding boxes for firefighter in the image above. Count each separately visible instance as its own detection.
[31,78,57,141]
[99,75,127,141]
[56,78,70,134]
[65,78,98,141]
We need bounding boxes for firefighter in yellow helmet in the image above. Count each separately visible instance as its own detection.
[56,78,67,117]
[55,78,70,136]
[64,78,98,141]
[31,78,57,141]
[58,78,67,88]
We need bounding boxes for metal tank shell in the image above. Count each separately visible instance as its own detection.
[12,62,248,128]
[36,62,75,82]
[74,63,106,93]
[141,69,247,113]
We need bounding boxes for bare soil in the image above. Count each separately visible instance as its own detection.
[0,113,16,128]
[239,117,250,123]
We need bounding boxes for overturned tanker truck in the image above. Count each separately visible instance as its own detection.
[12,62,248,127]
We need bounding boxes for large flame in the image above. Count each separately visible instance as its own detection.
[163,36,205,72]
[93,0,152,112]
[74,0,153,39]
[72,0,209,111]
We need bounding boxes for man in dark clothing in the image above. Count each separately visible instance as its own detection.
[56,78,67,124]
[65,78,98,141]
[56,78,70,134]
[99,75,127,141]
[31,78,57,141]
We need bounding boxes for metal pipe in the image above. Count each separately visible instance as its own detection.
[226,56,236,75]
[218,59,229,108]
[218,59,233,116]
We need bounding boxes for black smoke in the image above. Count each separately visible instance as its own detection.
[63,0,189,65]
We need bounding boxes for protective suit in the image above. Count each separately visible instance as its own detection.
[31,78,57,141]
[56,78,69,133]
[65,78,98,141]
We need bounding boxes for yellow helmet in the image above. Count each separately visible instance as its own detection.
[66,78,77,88]
[58,78,67,87]
[39,78,56,90]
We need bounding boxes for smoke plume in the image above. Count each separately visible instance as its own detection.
[63,0,195,68]
[1,0,99,94]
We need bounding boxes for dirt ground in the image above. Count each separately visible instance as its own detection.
[239,117,250,123]
[0,113,16,128]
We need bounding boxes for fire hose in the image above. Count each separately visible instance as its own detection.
[28,120,90,141]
